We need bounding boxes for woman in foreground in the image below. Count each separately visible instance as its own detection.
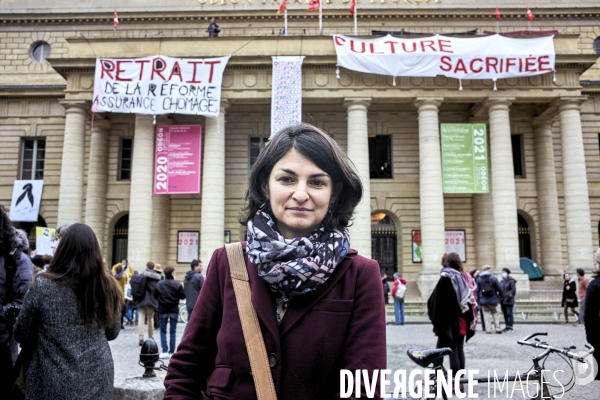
[164,124,386,399]
[14,223,122,400]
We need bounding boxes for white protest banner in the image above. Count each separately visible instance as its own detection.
[36,227,55,256]
[177,231,199,263]
[92,55,230,117]
[333,34,555,81]
[271,56,304,136]
[9,180,43,222]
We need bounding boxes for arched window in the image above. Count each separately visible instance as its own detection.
[112,215,129,266]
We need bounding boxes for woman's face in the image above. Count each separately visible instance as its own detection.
[564,273,570,281]
[266,148,335,239]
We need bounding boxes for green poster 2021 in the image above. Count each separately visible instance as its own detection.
[440,124,489,194]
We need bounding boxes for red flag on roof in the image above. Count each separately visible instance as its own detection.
[278,0,287,14]
[495,7,500,21]
[350,0,356,15]
[113,9,119,29]
[527,7,534,21]
[307,0,319,12]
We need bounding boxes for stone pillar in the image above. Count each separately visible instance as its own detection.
[57,101,88,226]
[532,118,563,277]
[84,115,110,243]
[344,98,372,258]
[151,117,173,266]
[558,99,594,271]
[128,114,155,266]
[473,192,496,268]
[415,97,445,297]
[200,100,229,267]
[486,98,521,271]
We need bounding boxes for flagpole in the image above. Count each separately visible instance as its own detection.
[319,0,322,35]
[284,9,287,36]
[354,3,357,36]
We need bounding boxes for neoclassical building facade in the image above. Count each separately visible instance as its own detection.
[1,0,599,296]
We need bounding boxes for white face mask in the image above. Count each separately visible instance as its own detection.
[501,272,508,279]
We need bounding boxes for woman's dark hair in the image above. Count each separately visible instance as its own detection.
[0,205,13,252]
[36,223,122,329]
[115,265,123,274]
[239,123,363,231]
[443,252,463,272]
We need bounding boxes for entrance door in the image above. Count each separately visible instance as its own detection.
[518,214,532,259]
[112,215,129,266]
[371,214,398,278]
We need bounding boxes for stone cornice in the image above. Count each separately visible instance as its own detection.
[2,9,600,25]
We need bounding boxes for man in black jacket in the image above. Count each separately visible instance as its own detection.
[137,261,161,346]
[183,259,204,321]
[499,268,517,332]
[155,266,185,358]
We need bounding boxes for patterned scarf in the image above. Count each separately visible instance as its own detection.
[246,211,350,311]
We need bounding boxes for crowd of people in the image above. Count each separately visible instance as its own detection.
[1,122,599,399]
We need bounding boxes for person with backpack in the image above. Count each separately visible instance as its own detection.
[155,266,185,359]
[499,268,517,332]
[0,206,34,365]
[476,265,505,334]
[391,272,407,325]
[134,261,161,346]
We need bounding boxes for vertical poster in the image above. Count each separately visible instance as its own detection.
[271,56,305,137]
[154,125,202,194]
[440,124,489,194]
[177,231,199,263]
[9,180,44,222]
[36,227,56,256]
[412,230,467,263]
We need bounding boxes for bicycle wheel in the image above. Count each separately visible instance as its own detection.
[179,305,188,323]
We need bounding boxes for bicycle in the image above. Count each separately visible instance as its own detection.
[407,332,595,400]
[178,304,188,323]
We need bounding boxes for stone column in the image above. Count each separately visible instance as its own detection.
[151,117,173,266]
[415,97,445,297]
[558,99,594,271]
[128,114,155,266]
[532,118,563,277]
[344,98,372,258]
[57,101,88,226]
[473,193,496,268]
[84,115,110,243]
[200,100,229,266]
[486,98,520,272]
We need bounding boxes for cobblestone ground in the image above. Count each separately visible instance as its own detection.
[110,321,600,399]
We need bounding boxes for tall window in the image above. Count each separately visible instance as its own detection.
[249,137,268,170]
[118,138,133,180]
[20,138,45,179]
[594,37,600,55]
[368,135,392,179]
[511,134,524,178]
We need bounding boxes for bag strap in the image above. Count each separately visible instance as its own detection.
[225,243,277,400]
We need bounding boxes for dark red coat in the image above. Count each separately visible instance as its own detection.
[164,244,386,399]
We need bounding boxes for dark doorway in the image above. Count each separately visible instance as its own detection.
[112,215,129,266]
[371,214,397,279]
[368,135,392,179]
[518,214,532,259]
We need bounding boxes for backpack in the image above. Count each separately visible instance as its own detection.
[394,281,406,299]
[479,275,495,298]
[129,274,147,301]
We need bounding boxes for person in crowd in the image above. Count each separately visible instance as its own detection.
[114,265,134,328]
[155,266,186,359]
[30,254,46,274]
[584,248,600,380]
[0,306,13,393]
[13,223,121,400]
[183,259,204,322]
[470,269,485,332]
[391,272,407,325]
[50,223,71,256]
[427,252,477,386]
[382,274,390,305]
[499,268,516,332]
[574,268,589,327]
[127,270,140,325]
[164,124,386,398]
[476,265,504,334]
[111,259,134,279]
[562,272,579,324]
[206,17,220,37]
[0,205,34,365]
[153,263,164,329]
[137,261,161,346]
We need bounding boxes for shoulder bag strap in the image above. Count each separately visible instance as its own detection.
[225,243,277,400]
